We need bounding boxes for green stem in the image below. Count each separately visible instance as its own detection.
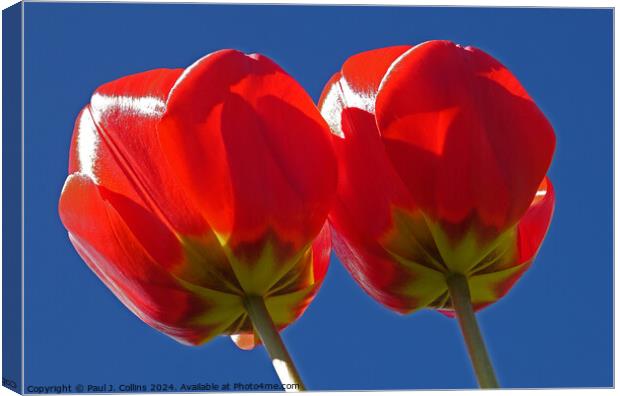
[244,295,306,391]
[446,273,499,388]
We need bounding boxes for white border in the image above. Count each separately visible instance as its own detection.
[0,2,616,396]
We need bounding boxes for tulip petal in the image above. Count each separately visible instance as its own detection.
[376,40,556,234]
[332,227,421,313]
[69,68,208,237]
[59,174,225,345]
[321,77,449,312]
[160,50,336,244]
[318,45,411,138]
[341,45,412,98]
[319,47,447,267]
[516,177,556,262]
[328,108,415,241]
[159,50,336,293]
[69,69,245,293]
[473,178,555,304]
[60,174,252,345]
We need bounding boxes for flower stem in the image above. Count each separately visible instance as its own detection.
[244,295,306,391]
[446,273,499,388]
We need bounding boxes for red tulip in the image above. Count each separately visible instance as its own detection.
[59,50,336,348]
[319,40,555,315]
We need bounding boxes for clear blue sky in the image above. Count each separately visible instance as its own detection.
[23,4,612,390]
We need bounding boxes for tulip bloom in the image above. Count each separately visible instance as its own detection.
[59,50,336,386]
[319,40,555,387]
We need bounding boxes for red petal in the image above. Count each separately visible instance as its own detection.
[318,46,411,138]
[318,50,416,242]
[58,174,211,344]
[517,177,556,262]
[310,221,331,283]
[341,45,412,99]
[491,177,555,299]
[376,40,556,233]
[159,50,336,254]
[331,225,422,313]
[328,107,415,242]
[69,68,208,236]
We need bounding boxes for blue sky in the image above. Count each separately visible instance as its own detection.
[23,4,612,390]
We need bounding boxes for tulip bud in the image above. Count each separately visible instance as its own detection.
[59,50,336,347]
[319,41,555,314]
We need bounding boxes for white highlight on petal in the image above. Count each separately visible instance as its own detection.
[339,77,376,114]
[75,93,166,184]
[76,110,100,183]
[90,93,165,117]
[60,174,73,194]
[320,76,380,139]
[319,81,346,138]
